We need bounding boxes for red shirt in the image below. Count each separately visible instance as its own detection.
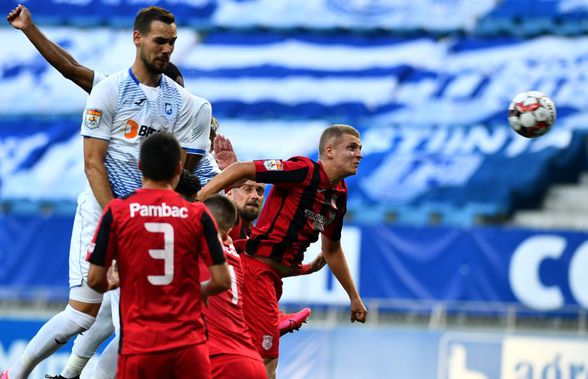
[245,156,347,268]
[229,215,252,242]
[87,188,225,355]
[199,243,260,360]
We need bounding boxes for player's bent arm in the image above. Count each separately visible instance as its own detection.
[84,137,113,209]
[11,7,94,93]
[201,262,231,297]
[281,252,327,278]
[321,234,368,323]
[87,264,108,293]
[197,161,256,201]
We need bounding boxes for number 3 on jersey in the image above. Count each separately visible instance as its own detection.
[145,222,174,285]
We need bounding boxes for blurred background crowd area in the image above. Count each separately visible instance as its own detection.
[2,1,588,378]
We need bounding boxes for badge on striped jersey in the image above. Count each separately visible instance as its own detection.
[85,109,102,129]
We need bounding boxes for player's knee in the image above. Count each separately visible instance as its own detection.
[69,299,102,317]
[66,303,98,329]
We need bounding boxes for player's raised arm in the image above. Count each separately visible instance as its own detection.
[197,161,256,201]
[321,234,367,323]
[7,4,94,93]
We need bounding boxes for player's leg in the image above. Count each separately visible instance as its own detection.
[56,295,115,379]
[240,256,281,379]
[91,335,118,379]
[4,190,103,379]
[89,290,120,379]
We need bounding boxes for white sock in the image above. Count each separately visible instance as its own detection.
[7,305,95,379]
[61,298,114,378]
[60,354,90,379]
[92,336,119,379]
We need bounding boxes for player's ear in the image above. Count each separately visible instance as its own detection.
[133,30,142,47]
[175,161,182,175]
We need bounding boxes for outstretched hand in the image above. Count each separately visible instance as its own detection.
[7,4,32,30]
[213,134,238,170]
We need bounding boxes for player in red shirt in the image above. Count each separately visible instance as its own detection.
[198,124,368,378]
[86,132,231,379]
[201,195,267,379]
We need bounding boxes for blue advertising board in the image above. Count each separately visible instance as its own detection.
[3,218,588,312]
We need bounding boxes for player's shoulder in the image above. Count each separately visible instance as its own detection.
[90,70,126,93]
[190,93,211,109]
[288,156,315,166]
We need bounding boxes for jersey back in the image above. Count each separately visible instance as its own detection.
[88,188,225,354]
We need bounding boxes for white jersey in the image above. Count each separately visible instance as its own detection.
[92,70,219,188]
[82,68,211,198]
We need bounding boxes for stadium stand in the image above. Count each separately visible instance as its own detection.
[2,5,588,375]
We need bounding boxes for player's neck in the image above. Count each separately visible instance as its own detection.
[131,63,161,87]
[319,160,344,186]
[142,179,174,191]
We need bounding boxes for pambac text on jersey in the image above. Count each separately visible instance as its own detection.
[129,202,189,218]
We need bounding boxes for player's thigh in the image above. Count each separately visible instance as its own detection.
[173,343,211,379]
[69,189,102,288]
[211,355,267,379]
[241,259,280,358]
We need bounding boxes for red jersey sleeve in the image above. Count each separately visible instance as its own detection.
[197,206,226,266]
[253,156,311,187]
[87,204,118,267]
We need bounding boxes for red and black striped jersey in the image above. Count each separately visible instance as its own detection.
[87,188,225,355]
[245,156,347,268]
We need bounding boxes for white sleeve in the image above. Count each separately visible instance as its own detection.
[81,79,116,141]
[92,71,107,88]
[175,96,211,156]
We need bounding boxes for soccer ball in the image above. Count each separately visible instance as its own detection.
[508,91,556,138]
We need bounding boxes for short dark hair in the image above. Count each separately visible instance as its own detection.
[134,6,175,35]
[318,124,360,158]
[175,169,201,201]
[140,132,181,181]
[203,195,237,234]
[163,62,183,86]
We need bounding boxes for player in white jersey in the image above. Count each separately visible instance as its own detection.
[5,6,230,379]
[2,6,212,379]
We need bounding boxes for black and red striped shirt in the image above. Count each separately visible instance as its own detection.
[245,156,347,268]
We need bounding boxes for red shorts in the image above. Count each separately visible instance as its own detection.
[211,354,267,379]
[240,255,282,359]
[117,343,211,379]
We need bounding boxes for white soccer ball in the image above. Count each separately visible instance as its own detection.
[508,91,556,138]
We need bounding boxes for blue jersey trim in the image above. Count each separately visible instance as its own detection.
[185,148,206,156]
[129,67,163,86]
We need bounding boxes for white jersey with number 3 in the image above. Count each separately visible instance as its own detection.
[82,68,211,198]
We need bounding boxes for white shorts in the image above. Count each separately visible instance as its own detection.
[69,187,102,291]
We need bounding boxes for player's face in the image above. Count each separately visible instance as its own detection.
[138,20,177,75]
[229,180,265,222]
[330,133,362,177]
